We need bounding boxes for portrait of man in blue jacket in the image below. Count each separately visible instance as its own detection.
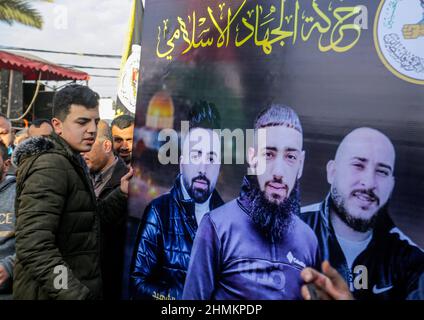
[183,105,319,300]
[130,101,224,300]
[300,128,424,300]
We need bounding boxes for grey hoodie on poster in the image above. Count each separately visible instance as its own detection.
[0,175,16,296]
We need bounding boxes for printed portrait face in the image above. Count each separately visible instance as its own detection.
[327,128,395,232]
[180,127,221,203]
[249,125,305,205]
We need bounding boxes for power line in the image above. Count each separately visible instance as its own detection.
[0,46,121,59]
[59,64,120,71]
[90,75,119,78]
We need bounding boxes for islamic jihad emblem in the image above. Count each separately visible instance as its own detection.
[374,0,424,85]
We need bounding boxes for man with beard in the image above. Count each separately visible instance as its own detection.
[182,105,319,300]
[111,115,134,165]
[130,101,224,300]
[300,127,424,300]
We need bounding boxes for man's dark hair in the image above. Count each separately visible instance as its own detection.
[111,114,135,130]
[53,84,99,121]
[0,140,8,161]
[188,100,221,130]
[0,113,11,125]
[254,104,302,134]
[31,118,52,128]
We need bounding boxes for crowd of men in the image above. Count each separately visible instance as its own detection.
[0,84,423,300]
[0,84,134,299]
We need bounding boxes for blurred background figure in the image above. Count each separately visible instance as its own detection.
[111,115,134,165]
[0,141,16,300]
[28,119,53,137]
[13,129,29,146]
[83,119,129,300]
[0,114,14,158]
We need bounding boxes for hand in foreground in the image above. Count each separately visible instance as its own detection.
[120,166,134,195]
[0,264,10,287]
[301,261,354,300]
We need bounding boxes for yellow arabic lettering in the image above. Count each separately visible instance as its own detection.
[327,6,362,52]
[268,0,295,50]
[292,0,300,44]
[235,17,254,47]
[208,0,247,48]
[178,16,192,54]
[156,26,180,59]
[301,1,332,42]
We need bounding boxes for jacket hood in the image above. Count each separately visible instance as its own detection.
[12,136,55,167]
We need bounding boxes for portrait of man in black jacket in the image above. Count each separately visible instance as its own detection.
[300,127,424,300]
[130,100,224,300]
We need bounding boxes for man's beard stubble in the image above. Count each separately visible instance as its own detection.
[246,179,300,242]
[184,173,211,204]
[330,185,380,233]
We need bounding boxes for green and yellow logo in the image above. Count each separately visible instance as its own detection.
[374,0,424,85]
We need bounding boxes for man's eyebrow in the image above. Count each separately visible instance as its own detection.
[75,117,91,122]
[285,147,301,152]
[261,147,277,152]
[352,157,393,172]
[352,157,367,162]
[377,163,393,172]
[260,147,300,152]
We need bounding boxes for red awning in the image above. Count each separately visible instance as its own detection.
[0,50,89,81]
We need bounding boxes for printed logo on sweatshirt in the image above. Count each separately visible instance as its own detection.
[286,251,306,269]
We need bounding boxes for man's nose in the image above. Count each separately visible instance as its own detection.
[272,156,286,180]
[360,167,377,190]
[87,121,97,134]
[122,140,129,149]
[197,159,207,174]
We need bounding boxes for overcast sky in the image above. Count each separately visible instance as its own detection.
[0,0,134,98]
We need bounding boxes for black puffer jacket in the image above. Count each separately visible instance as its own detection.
[13,134,127,300]
[130,175,224,300]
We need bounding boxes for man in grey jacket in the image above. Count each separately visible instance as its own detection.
[0,141,15,299]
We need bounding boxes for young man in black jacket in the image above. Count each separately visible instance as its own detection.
[13,85,132,299]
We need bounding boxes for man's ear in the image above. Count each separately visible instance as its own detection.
[103,139,113,153]
[297,150,306,179]
[179,155,184,173]
[51,118,63,135]
[326,160,335,184]
[388,175,395,198]
[247,146,257,174]
[3,158,11,173]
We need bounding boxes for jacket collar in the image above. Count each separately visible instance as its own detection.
[237,175,257,214]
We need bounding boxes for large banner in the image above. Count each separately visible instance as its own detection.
[125,0,424,300]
